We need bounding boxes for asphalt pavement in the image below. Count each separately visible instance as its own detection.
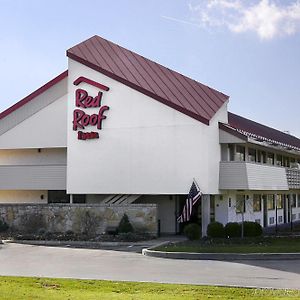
[1,242,300,289]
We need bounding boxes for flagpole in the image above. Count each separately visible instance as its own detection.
[193,178,201,191]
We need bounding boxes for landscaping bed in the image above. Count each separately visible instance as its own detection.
[0,231,155,243]
[154,236,300,253]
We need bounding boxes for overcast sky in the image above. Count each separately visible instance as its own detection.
[1,0,299,137]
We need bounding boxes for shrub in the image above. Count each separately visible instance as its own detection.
[117,214,134,234]
[243,221,262,237]
[207,222,225,238]
[225,222,241,238]
[183,223,201,240]
[0,219,9,232]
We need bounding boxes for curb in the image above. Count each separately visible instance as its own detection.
[142,248,300,260]
[4,239,156,248]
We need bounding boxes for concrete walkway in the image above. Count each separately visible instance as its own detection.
[1,242,300,289]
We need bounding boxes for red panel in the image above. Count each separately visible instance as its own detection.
[73,76,109,91]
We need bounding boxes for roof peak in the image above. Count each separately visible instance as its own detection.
[67,35,229,125]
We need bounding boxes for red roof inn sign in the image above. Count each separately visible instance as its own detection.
[72,77,110,140]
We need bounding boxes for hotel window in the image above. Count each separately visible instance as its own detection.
[283,156,290,167]
[267,153,274,165]
[248,148,256,162]
[236,195,246,213]
[228,144,235,161]
[73,194,86,204]
[269,217,275,225]
[297,194,300,208]
[48,190,70,203]
[276,154,283,166]
[267,194,275,210]
[253,194,261,212]
[257,150,262,163]
[235,145,245,161]
[276,194,283,209]
[262,151,267,164]
[291,194,297,208]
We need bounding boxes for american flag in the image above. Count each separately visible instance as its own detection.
[177,180,202,223]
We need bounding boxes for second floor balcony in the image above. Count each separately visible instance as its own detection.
[219,161,300,190]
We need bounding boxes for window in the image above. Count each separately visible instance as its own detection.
[73,194,86,204]
[269,217,275,225]
[257,150,262,163]
[298,194,300,208]
[267,194,275,210]
[228,144,235,161]
[278,216,283,223]
[253,194,261,212]
[48,190,70,203]
[255,219,261,224]
[248,148,256,162]
[283,156,290,167]
[291,194,297,208]
[292,214,296,221]
[276,154,283,166]
[236,195,246,213]
[235,145,245,161]
[262,151,267,164]
[276,194,283,209]
[267,153,274,165]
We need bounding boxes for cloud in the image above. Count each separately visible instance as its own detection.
[189,0,300,39]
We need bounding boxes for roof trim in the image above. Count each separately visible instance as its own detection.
[67,51,211,125]
[219,123,248,141]
[0,70,68,121]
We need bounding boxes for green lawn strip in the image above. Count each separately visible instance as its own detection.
[0,276,299,300]
[155,237,300,253]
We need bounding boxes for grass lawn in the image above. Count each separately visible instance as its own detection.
[0,276,299,300]
[155,236,300,253]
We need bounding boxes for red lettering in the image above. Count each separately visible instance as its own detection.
[78,131,99,140]
[73,109,85,130]
[73,107,110,131]
[75,89,102,108]
[76,89,88,108]
[90,114,98,126]
[73,85,108,140]
[97,106,110,130]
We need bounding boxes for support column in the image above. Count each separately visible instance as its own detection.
[201,194,210,237]
[70,194,73,204]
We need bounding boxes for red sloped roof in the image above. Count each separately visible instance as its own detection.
[67,35,229,125]
[0,71,68,121]
[228,112,300,150]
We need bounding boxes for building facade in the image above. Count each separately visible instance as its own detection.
[0,35,299,236]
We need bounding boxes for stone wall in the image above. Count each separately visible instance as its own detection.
[0,203,157,235]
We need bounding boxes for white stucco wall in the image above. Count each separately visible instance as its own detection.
[0,190,47,203]
[67,59,228,195]
[0,94,67,149]
[0,148,66,165]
